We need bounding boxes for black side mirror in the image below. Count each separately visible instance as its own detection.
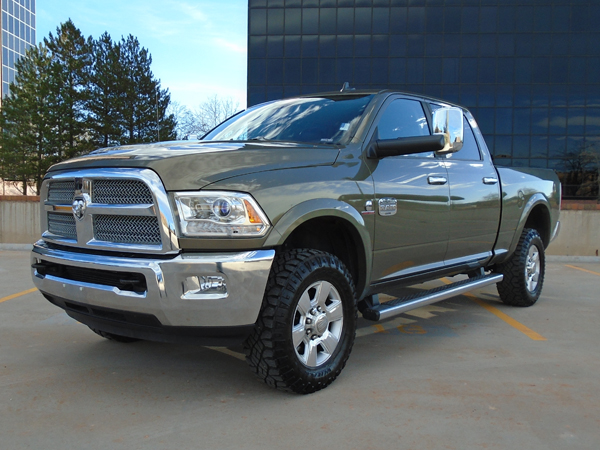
[367,135,445,159]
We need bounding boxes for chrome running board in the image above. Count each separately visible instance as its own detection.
[362,273,504,322]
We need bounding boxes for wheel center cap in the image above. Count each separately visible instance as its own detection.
[315,314,329,335]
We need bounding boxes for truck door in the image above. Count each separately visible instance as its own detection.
[368,98,451,283]
[437,111,502,265]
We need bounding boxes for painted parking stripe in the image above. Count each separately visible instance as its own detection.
[441,278,547,341]
[0,287,37,304]
[565,265,600,277]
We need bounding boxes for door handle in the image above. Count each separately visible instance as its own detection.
[427,176,447,185]
[483,177,498,185]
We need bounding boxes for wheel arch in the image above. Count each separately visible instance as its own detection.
[264,199,372,298]
[509,194,553,255]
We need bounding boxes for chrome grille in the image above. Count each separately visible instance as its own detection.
[93,215,161,245]
[48,213,77,240]
[48,181,76,203]
[92,180,153,204]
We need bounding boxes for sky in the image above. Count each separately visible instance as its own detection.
[36,0,248,109]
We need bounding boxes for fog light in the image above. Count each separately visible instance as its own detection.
[183,275,228,299]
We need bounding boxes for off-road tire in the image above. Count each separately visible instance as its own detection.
[89,327,140,343]
[244,249,357,394]
[496,228,545,307]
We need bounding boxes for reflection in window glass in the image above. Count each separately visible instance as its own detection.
[447,117,481,161]
[204,95,374,144]
[377,99,429,140]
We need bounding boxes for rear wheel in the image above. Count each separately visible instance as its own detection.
[244,249,357,394]
[496,228,545,307]
[89,327,140,343]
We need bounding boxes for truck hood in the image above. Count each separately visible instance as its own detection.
[48,141,341,190]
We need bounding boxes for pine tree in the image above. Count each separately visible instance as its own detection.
[0,45,55,194]
[44,19,94,159]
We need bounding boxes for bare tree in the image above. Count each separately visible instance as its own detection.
[169,96,241,140]
[562,140,600,199]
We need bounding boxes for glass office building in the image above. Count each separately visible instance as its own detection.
[1,0,36,98]
[247,0,600,177]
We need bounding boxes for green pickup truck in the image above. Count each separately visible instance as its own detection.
[31,89,561,394]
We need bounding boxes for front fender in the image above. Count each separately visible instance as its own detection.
[264,198,373,297]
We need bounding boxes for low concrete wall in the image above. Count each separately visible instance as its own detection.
[0,196,598,256]
[0,196,40,244]
[547,209,600,257]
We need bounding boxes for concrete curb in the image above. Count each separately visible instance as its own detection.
[0,244,33,251]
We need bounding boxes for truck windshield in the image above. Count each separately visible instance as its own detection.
[203,95,374,145]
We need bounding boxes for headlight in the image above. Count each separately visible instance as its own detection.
[174,191,270,237]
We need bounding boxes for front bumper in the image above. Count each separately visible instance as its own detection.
[31,241,275,341]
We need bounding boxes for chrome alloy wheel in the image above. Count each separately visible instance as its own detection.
[292,281,344,368]
[525,244,541,293]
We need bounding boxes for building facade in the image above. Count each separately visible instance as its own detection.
[1,0,36,98]
[247,0,600,178]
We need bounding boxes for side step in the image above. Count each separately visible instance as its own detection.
[362,273,504,322]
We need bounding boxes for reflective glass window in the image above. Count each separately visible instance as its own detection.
[319,58,336,83]
[267,36,284,57]
[389,58,406,84]
[443,34,460,55]
[476,108,494,135]
[337,8,354,34]
[424,59,442,83]
[427,7,444,33]
[371,58,389,84]
[478,58,496,84]
[567,109,585,135]
[284,58,301,84]
[372,34,389,57]
[377,99,429,140]
[405,58,423,83]
[407,7,425,33]
[495,108,512,135]
[446,117,481,161]
[494,135,512,159]
[548,109,567,136]
[442,58,458,84]
[460,58,478,84]
[267,59,283,84]
[354,35,371,56]
[284,35,301,57]
[373,7,390,34]
[248,58,266,85]
[425,34,443,57]
[530,108,549,135]
[336,58,353,83]
[496,58,514,84]
[285,8,301,34]
[548,136,567,158]
[389,34,406,57]
[337,35,353,57]
[250,9,267,35]
[480,7,497,33]
[354,58,371,82]
[319,35,335,57]
[497,6,515,33]
[267,8,284,34]
[513,108,531,135]
[266,85,283,101]
[302,8,318,34]
[390,7,407,34]
[586,108,600,135]
[302,35,318,56]
[320,8,336,34]
[460,85,477,108]
[533,6,551,33]
[407,34,424,56]
[512,136,530,158]
[530,136,548,159]
[355,7,372,34]
[516,6,533,32]
[444,7,460,33]
[461,34,478,57]
[302,58,318,84]
[514,58,532,84]
[531,85,549,108]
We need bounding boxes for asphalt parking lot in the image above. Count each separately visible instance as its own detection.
[1,249,599,450]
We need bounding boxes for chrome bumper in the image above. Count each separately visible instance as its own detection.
[31,241,274,327]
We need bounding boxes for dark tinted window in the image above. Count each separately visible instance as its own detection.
[448,118,481,160]
[377,99,429,140]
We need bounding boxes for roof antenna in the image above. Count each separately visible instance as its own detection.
[340,82,355,92]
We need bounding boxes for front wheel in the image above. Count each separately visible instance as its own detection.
[244,249,357,394]
[496,228,545,307]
